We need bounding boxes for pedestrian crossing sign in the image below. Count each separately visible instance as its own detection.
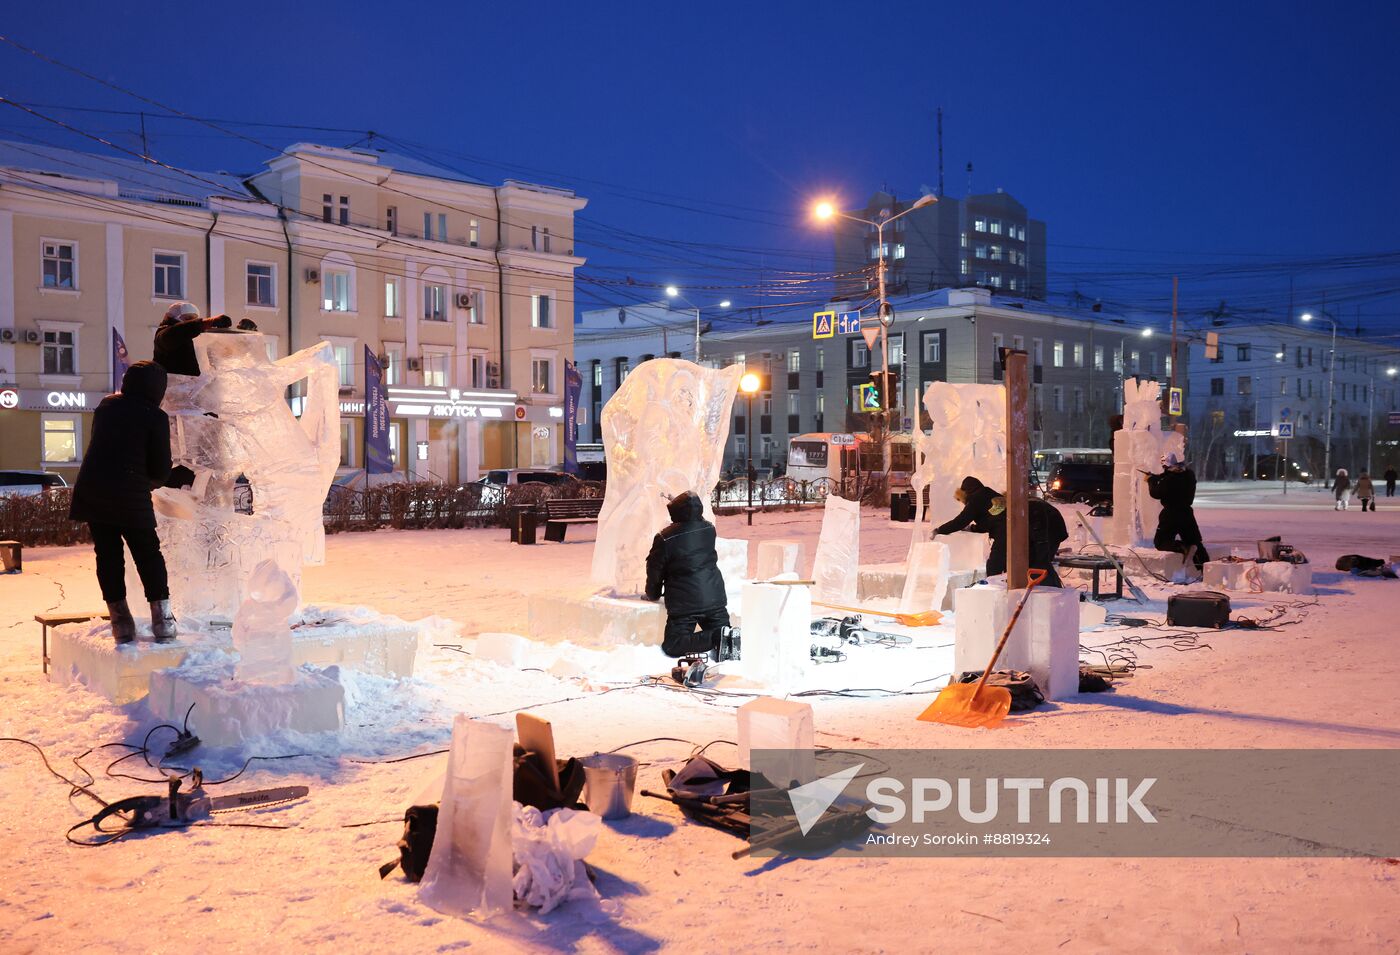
[813,311,835,339]
[1276,422,1294,439]
[858,382,881,412]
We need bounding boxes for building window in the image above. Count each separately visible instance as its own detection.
[990,245,1003,262]
[332,342,354,387]
[386,206,397,235]
[339,196,350,226]
[41,240,76,289]
[153,252,184,299]
[385,278,401,317]
[1093,346,1105,371]
[1210,378,1224,396]
[383,343,403,385]
[324,270,351,312]
[246,263,275,306]
[542,228,552,253]
[889,334,904,365]
[922,332,941,363]
[322,194,333,223]
[787,350,801,372]
[974,244,988,259]
[1130,349,1140,370]
[1052,386,1063,411]
[532,293,553,328]
[592,361,602,388]
[974,217,987,232]
[532,357,553,395]
[340,421,354,467]
[1008,277,1018,291]
[989,219,1002,235]
[1072,343,1084,367]
[423,283,447,322]
[466,291,483,325]
[469,352,487,389]
[41,415,80,464]
[424,213,447,242]
[960,232,968,248]
[1165,356,1173,378]
[423,350,450,388]
[960,258,969,275]
[469,219,479,247]
[1237,344,1250,362]
[531,226,539,250]
[1032,339,1043,367]
[894,243,906,260]
[42,328,76,375]
[851,341,869,369]
[1052,341,1064,367]
[1073,387,1084,412]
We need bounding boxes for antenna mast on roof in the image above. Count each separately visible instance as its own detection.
[936,107,944,198]
[966,161,974,197]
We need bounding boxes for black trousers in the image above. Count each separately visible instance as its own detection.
[662,606,730,658]
[1154,507,1209,566]
[89,523,169,603]
[986,539,1064,587]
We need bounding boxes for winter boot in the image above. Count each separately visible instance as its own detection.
[107,600,137,645]
[150,599,177,643]
[711,626,741,663]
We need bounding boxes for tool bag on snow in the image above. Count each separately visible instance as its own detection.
[956,670,1045,712]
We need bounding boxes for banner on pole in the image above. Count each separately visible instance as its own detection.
[364,345,393,474]
[111,328,130,391]
[563,359,582,474]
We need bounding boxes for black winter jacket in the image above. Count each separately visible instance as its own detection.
[1147,467,1197,511]
[69,362,173,529]
[644,492,728,614]
[153,315,230,376]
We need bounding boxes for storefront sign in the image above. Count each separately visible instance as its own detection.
[335,386,563,424]
[0,388,109,412]
[0,388,18,410]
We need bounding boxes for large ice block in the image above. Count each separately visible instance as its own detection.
[812,495,860,605]
[147,661,345,746]
[740,581,811,690]
[953,583,1080,701]
[475,631,530,666]
[942,531,990,575]
[1203,560,1313,595]
[48,621,193,704]
[1106,378,1186,547]
[232,559,298,684]
[857,562,906,601]
[160,331,340,625]
[419,716,515,919]
[716,537,750,613]
[590,359,741,595]
[901,540,950,614]
[738,696,815,787]
[911,382,1006,537]
[526,593,666,648]
[755,538,801,580]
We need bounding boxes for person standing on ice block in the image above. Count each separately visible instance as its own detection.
[68,361,177,644]
[933,476,1066,587]
[643,491,739,661]
[1147,452,1209,569]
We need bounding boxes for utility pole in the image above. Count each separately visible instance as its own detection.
[1005,349,1030,589]
[936,107,945,198]
[1170,276,1179,396]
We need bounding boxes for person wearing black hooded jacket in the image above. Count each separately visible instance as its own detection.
[152,302,233,377]
[933,475,1066,586]
[69,361,177,644]
[644,491,733,658]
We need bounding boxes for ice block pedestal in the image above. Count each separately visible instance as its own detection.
[901,541,951,613]
[943,532,989,575]
[953,582,1080,701]
[716,537,751,617]
[755,539,801,580]
[738,696,815,787]
[857,563,907,601]
[740,581,811,691]
[527,593,666,648]
[1203,560,1313,595]
[49,606,422,704]
[147,661,345,746]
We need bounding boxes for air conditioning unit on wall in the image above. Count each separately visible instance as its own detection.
[0,328,15,343]
[455,293,472,309]
[304,268,320,284]
[407,357,423,372]
[22,329,41,344]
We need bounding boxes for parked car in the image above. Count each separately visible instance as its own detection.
[473,468,581,509]
[0,470,68,497]
[1044,461,1113,505]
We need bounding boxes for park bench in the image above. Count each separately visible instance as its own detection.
[542,498,603,542]
[36,611,110,673]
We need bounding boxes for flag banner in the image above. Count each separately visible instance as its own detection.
[563,359,583,474]
[112,328,130,391]
[364,345,393,474]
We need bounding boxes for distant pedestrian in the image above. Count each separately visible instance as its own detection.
[1385,465,1398,497]
[1333,468,1351,510]
[1355,472,1376,512]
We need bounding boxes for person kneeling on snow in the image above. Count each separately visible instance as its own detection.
[933,476,1066,587]
[643,491,738,661]
[68,361,178,644]
[1147,451,1209,568]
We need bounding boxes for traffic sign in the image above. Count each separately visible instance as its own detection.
[1168,386,1183,416]
[836,311,861,334]
[861,325,881,350]
[812,311,835,340]
[1275,422,1294,439]
[857,382,881,412]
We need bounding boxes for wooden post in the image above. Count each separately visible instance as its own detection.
[1004,349,1030,589]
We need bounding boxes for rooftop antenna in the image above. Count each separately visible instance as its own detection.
[936,107,945,198]
[966,161,974,197]
[139,112,148,156]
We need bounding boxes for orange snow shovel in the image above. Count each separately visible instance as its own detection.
[813,602,944,628]
[916,567,1048,728]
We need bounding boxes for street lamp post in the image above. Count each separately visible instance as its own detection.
[813,194,937,465]
[739,372,761,526]
[1301,311,1338,488]
[1365,366,1399,475]
[665,287,730,363]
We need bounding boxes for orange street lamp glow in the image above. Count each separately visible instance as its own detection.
[739,372,761,394]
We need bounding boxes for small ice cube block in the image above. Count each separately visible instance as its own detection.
[755,539,801,580]
[740,582,811,690]
[738,696,815,787]
[475,632,529,667]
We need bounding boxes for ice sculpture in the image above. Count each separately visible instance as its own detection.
[232,559,298,684]
[590,358,741,594]
[911,382,1007,541]
[158,331,339,624]
[1106,378,1185,546]
[420,716,515,919]
[811,495,860,605]
[900,540,950,613]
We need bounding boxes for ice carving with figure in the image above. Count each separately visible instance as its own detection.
[911,382,1007,535]
[590,358,741,595]
[157,331,340,624]
[1108,377,1185,547]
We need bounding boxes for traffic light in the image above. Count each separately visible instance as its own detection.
[868,370,900,411]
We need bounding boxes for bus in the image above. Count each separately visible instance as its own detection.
[787,433,916,485]
[1031,447,1112,486]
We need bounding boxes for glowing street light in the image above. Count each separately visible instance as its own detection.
[1141,327,1154,338]
[663,287,730,362]
[812,200,836,221]
[739,372,762,524]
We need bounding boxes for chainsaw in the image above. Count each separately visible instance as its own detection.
[77,773,308,840]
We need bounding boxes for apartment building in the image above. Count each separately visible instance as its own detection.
[576,288,1165,472]
[0,140,586,483]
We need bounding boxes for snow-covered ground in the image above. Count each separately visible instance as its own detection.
[2,500,1399,953]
